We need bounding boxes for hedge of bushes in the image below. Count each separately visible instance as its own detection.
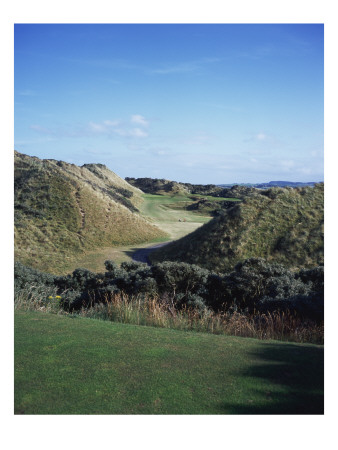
[14,258,323,321]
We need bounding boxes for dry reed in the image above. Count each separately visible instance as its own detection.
[14,288,323,344]
[75,293,324,344]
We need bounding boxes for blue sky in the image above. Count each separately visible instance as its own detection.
[14,24,324,184]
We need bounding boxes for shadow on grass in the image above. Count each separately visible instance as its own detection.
[219,342,324,415]
[125,242,172,264]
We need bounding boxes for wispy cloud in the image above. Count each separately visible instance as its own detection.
[198,102,244,113]
[149,57,222,75]
[30,115,150,140]
[18,89,37,96]
[244,132,274,143]
[129,128,148,138]
[57,53,222,77]
[103,120,120,127]
[131,115,149,127]
[30,124,55,135]
[280,159,295,168]
[235,44,276,61]
[184,132,213,146]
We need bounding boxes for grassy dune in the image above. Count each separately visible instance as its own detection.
[15,310,324,415]
[14,152,167,274]
[15,152,235,274]
[152,184,324,272]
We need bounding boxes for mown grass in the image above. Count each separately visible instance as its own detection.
[14,310,324,414]
[139,193,212,240]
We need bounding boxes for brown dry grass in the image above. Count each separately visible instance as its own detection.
[75,294,324,344]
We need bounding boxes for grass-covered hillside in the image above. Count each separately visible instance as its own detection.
[14,151,167,274]
[151,184,324,272]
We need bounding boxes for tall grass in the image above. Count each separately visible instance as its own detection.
[63,293,326,344]
[14,284,66,314]
[14,289,323,344]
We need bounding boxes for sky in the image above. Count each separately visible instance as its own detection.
[14,23,324,184]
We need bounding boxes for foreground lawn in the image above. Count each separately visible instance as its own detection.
[14,311,324,414]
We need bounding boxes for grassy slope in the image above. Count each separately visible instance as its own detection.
[15,310,323,415]
[58,193,216,273]
[14,152,167,274]
[65,192,238,272]
[151,184,324,272]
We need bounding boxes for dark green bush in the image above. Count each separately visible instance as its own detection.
[15,258,324,321]
[14,261,56,289]
[151,262,208,295]
[120,261,148,272]
[296,266,324,291]
[220,258,321,315]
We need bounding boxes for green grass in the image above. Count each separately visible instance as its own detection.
[139,193,212,239]
[15,310,324,414]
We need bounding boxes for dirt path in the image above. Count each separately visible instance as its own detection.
[131,241,172,265]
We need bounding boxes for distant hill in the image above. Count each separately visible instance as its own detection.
[219,181,319,189]
[126,177,253,199]
[151,184,324,272]
[15,152,167,273]
[126,177,320,197]
[125,177,190,195]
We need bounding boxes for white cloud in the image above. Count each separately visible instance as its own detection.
[30,117,150,140]
[103,120,120,127]
[130,128,148,138]
[30,124,55,135]
[244,132,272,143]
[131,115,149,127]
[88,122,106,133]
[87,119,149,138]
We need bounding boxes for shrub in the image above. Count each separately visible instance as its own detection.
[15,258,324,322]
[14,261,56,290]
[120,261,148,272]
[151,262,209,306]
[219,258,323,320]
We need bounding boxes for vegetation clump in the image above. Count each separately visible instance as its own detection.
[14,257,324,343]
